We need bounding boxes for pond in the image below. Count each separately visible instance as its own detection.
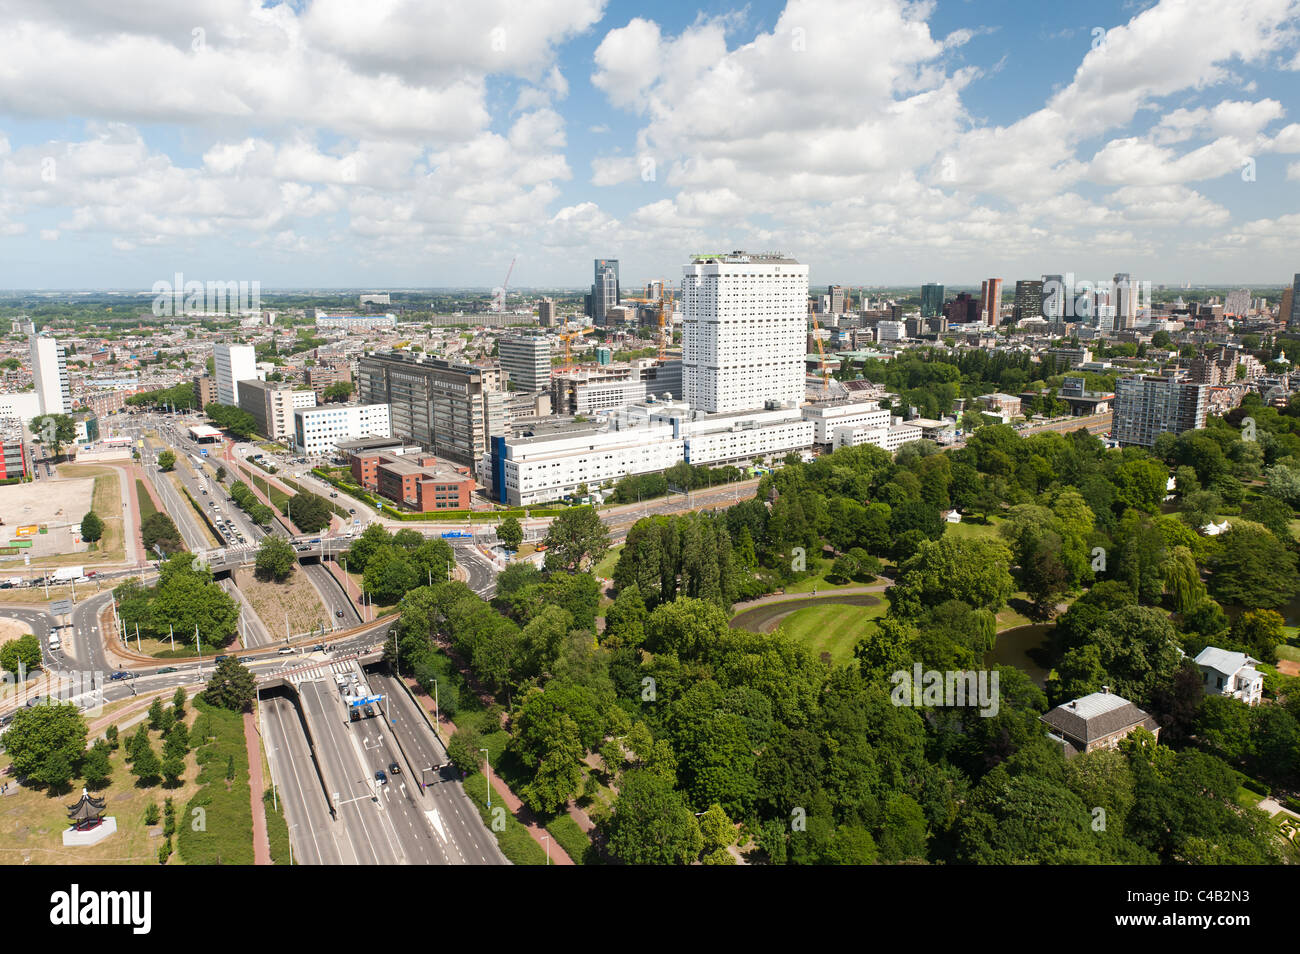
[984,623,1054,687]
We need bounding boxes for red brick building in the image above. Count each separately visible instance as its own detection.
[356,450,475,511]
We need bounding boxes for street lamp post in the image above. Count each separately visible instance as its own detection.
[481,749,491,809]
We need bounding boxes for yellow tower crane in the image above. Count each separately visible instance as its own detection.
[623,282,673,361]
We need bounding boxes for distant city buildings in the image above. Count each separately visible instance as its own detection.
[1113,374,1208,447]
[315,313,397,332]
[1013,280,1044,325]
[589,258,620,327]
[920,283,944,318]
[537,297,556,327]
[979,278,1002,327]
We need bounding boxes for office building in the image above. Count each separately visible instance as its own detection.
[1224,288,1250,317]
[238,379,316,442]
[306,362,352,399]
[1043,274,1066,329]
[944,292,981,325]
[920,283,944,318]
[498,334,552,392]
[214,343,257,407]
[550,360,682,417]
[1281,288,1294,326]
[29,334,70,415]
[680,251,808,414]
[357,352,507,469]
[1113,375,1208,447]
[293,402,391,457]
[0,392,41,424]
[827,285,846,314]
[979,278,1003,326]
[1290,274,1300,326]
[1013,280,1044,325]
[371,453,475,512]
[802,399,891,444]
[0,427,29,480]
[591,258,620,326]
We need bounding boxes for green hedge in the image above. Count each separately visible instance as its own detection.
[545,813,595,864]
[264,787,291,864]
[461,771,547,865]
[1241,775,1271,797]
[136,479,159,520]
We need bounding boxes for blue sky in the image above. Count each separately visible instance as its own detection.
[2,0,1300,291]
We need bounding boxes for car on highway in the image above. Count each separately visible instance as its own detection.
[363,704,376,718]
[109,670,132,681]
[335,609,345,618]
[374,770,388,784]
[277,647,294,655]
[388,761,401,776]
[349,708,360,722]
[156,667,178,674]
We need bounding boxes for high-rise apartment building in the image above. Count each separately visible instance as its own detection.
[29,334,70,416]
[680,252,808,414]
[214,343,257,406]
[357,352,507,469]
[498,334,552,392]
[192,375,217,409]
[1013,280,1044,325]
[1281,287,1294,326]
[537,297,556,327]
[1290,274,1300,327]
[590,258,620,326]
[979,278,1003,327]
[1113,375,1208,447]
[1043,274,1066,329]
[920,283,944,318]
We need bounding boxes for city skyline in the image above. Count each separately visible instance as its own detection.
[4,0,1300,288]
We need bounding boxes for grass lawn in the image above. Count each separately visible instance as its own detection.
[778,600,888,666]
[545,813,595,864]
[0,699,204,865]
[1236,787,1265,810]
[996,594,1039,631]
[57,463,124,563]
[177,698,255,864]
[136,479,159,520]
[1275,644,1300,663]
[944,516,1004,541]
[592,543,623,579]
[233,567,330,640]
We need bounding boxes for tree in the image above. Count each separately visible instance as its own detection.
[82,741,113,790]
[172,687,187,717]
[205,657,257,712]
[141,512,184,555]
[161,755,185,787]
[30,412,75,458]
[216,465,227,482]
[323,380,354,402]
[255,535,296,582]
[604,769,704,865]
[131,739,162,785]
[887,537,1015,618]
[0,633,42,675]
[204,403,258,439]
[38,750,76,792]
[1208,522,1300,608]
[157,450,176,471]
[1,703,87,780]
[446,726,484,774]
[80,511,104,544]
[362,544,419,605]
[542,506,609,573]
[497,515,523,551]
[285,492,331,533]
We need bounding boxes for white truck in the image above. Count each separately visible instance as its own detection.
[52,566,83,583]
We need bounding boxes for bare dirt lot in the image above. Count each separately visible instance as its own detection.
[0,478,94,537]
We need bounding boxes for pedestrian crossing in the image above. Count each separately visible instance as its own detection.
[284,657,363,687]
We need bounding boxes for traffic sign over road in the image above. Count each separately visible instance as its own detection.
[50,599,73,616]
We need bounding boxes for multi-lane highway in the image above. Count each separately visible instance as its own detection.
[262,654,506,865]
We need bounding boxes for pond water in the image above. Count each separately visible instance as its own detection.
[984,623,1054,687]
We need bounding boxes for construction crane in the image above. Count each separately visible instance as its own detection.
[623,281,673,361]
[809,311,831,396]
[495,257,516,313]
[557,326,595,371]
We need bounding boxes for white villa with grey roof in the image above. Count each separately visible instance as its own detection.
[1193,647,1264,706]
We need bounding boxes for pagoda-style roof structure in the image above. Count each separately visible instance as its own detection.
[67,790,107,829]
